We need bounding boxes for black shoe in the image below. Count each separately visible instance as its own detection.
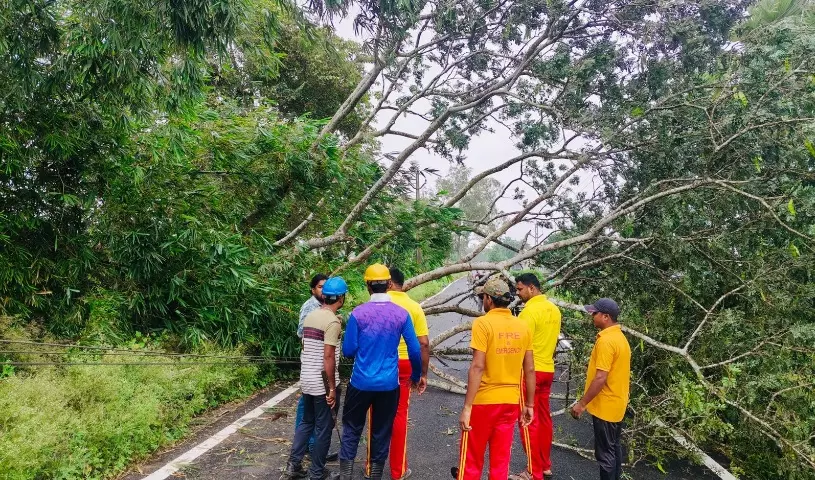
[280,462,307,480]
[339,459,354,480]
[451,467,459,479]
[325,451,339,462]
[369,462,385,480]
[312,469,340,480]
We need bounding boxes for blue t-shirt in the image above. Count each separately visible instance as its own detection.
[342,294,422,391]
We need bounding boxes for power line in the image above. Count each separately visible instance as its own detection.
[2,360,295,367]
[0,339,356,367]
[2,359,355,367]
[0,349,295,359]
[0,339,281,361]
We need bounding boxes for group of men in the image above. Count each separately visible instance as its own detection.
[283,265,631,480]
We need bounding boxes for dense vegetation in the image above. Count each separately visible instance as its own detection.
[0,0,454,477]
[1,0,813,478]
[0,0,455,352]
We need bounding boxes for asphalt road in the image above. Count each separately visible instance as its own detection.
[126,277,717,480]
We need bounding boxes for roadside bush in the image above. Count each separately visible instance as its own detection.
[0,357,264,479]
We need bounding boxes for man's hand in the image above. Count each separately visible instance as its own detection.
[326,389,336,408]
[459,405,472,431]
[569,400,585,419]
[417,376,428,395]
[521,406,534,427]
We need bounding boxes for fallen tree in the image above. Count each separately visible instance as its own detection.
[2,0,813,477]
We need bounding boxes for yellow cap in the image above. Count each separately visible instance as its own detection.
[364,263,391,282]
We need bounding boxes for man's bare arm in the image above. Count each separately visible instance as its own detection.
[323,344,337,407]
[522,350,536,406]
[418,335,430,377]
[579,370,608,407]
[459,350,486,431]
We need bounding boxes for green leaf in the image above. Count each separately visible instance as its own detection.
[805,139,815,158]
[789,243,800,258]
[733,91,748,106]
[656,461,667,474]
[631,106,644,117]
[752,156,762,173]
[787,199,796,216]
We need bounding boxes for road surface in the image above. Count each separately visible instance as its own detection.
[124,277,717,480]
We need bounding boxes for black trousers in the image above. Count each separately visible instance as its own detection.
[290,387,341,479]
[339,384,400,464]
[592,415,623,480]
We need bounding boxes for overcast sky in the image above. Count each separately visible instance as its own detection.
[331,19,540,240]
[330,13,601,241]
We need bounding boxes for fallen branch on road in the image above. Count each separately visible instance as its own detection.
[427,379,467,395]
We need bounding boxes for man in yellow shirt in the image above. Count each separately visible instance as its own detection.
[570,298,631,480]
[364,267,429,480]
[511,273,561,480]
[454,277,536,480]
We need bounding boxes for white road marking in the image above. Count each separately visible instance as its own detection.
[142,383,300,479]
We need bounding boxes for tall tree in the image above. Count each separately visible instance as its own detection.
[437,165,505,259]
[275,0,814,476]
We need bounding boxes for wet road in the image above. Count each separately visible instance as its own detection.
[126,277,716,480]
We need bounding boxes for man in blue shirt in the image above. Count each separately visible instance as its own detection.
[338,264,422,480]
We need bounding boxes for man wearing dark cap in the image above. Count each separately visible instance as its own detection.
[569,298,631,480]
[454,277,536,480]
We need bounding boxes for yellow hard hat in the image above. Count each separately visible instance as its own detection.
[363,263,391,282]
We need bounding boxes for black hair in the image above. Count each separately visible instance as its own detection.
[369,281,388,294]
[310,273,329,289]
[489,295,512,308]
[389,267,405,286]
[323,294,345,306]
[515,273,541,291]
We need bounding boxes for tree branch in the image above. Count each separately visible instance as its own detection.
[683,285,746,352]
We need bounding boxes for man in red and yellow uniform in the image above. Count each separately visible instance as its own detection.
[454,277,536,480]
[511,273,561,480]
[364,267,429,480]
[570,298,631,480]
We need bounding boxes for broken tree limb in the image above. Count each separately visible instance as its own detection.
[427,378,467,395]
[429,363,467,390]
[430,322,473,350]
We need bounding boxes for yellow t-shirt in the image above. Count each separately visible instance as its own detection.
[584,324,631,422]
[470,308,532,405]
[519,295,561,373]
[388,291,429,360]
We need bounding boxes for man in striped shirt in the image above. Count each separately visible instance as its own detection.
[282,277,347,480]
[294,273,329,459]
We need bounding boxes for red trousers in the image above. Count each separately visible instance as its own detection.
[519,371,555,479]
[456,404,519,480]
[366,359,412,479]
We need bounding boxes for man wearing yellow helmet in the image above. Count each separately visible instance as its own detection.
[364,267,430,480]
[338,264,423,480]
